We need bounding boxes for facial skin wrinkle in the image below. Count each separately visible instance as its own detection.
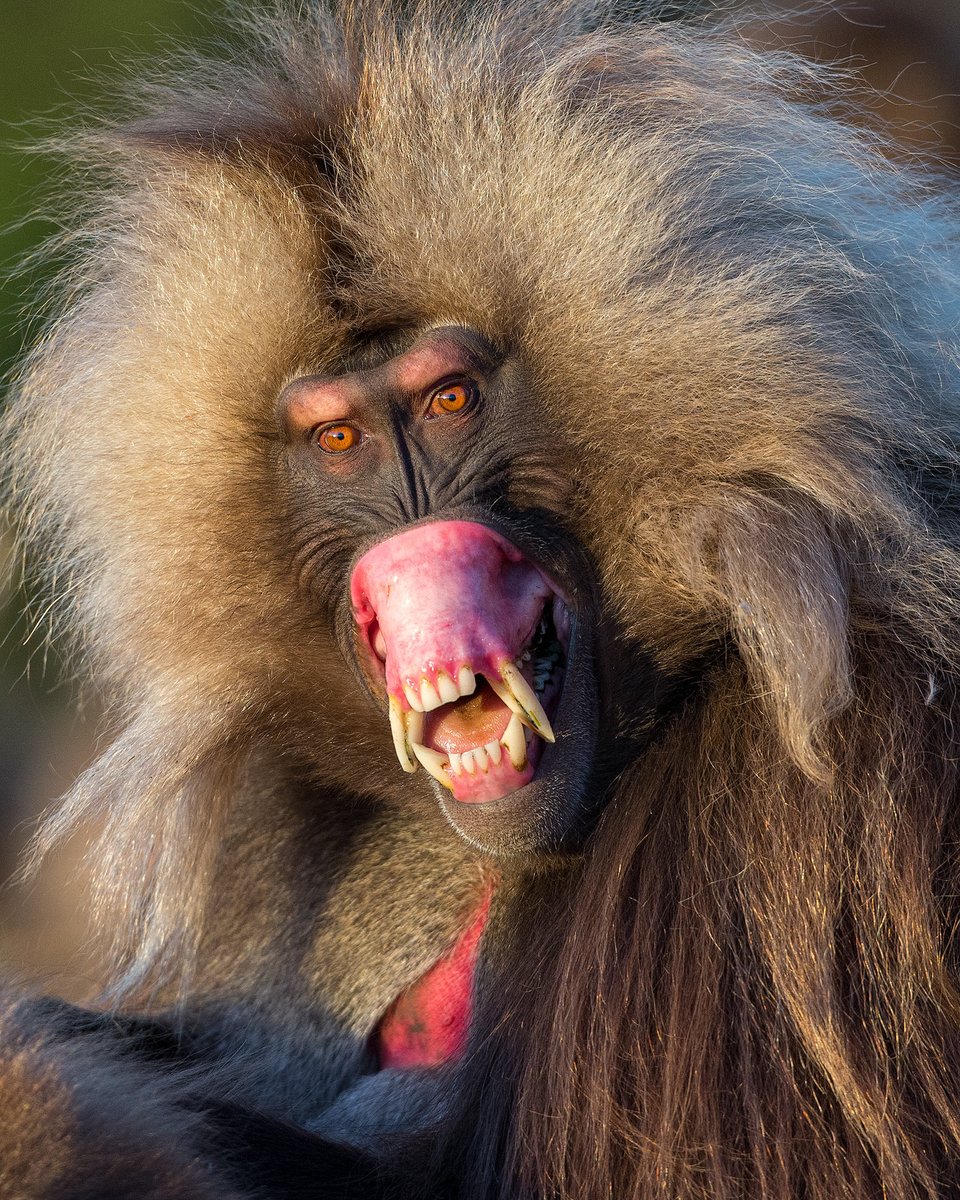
[389,413,435,523]
[427,453,483,515]
[295,535,351,601]
[289,516,352,569]
[289,513,354,587]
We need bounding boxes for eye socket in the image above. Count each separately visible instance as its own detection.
[427,379,479,419]
[315,423,362,454]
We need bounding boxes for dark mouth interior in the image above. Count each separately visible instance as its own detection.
[521,598,565,699]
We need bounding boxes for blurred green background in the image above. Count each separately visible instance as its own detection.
[1,0,959,995]
[0,1,226,384]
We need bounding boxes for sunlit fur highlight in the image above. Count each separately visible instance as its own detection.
[7,2,960,1197]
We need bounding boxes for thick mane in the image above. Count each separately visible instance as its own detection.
[7,2,960,1196]
[483,651,960,1199]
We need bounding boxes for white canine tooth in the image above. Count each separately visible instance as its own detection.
[420,680,442,712]
[411,743,453,790]
[501,661,556,743]
[389,697,418,773]
[403,683,424,712]
[502,713,527,770]
[485,739,502,767]
[488,674,525,719]
[448,751,463,777]
[492,661,557,744]
[437,672,459,705]
[473,745,489,772]
[407,710,425,745]
[457,666,477,697]
[461,749,477,775]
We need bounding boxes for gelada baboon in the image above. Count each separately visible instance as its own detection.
[3,1,960,1197]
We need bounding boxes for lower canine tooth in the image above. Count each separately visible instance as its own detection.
[502,713,527,770]
[485,739,502,767]
[411,743,453,789]
[389,697,418,773]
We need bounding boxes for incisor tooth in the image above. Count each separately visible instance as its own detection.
[437,672,459,705]
[420,680,442,712]
[473,745,489,772]
[502,713,527,770]
[411,742,453,789]
[485,739,502,767]
[389,697,417,773]
[403,683,424,712]
[490,662,556,743]
[458,666,477,696]
[461,749,477,775]
[449,751,463,776]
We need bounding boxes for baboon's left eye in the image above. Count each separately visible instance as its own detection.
[316,422,361,453]
[427,380,478,418]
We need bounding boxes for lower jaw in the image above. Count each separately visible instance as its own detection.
[438,765,580,856]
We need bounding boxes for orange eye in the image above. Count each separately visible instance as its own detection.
[428,380,477,418]
[316,423,360,454]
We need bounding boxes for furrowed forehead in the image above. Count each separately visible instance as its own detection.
[279,325,496,430]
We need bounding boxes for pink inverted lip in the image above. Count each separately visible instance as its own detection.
[351,521,552,709]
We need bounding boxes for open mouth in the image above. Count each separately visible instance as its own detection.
[406,597,569,801]
[351,521,571,804]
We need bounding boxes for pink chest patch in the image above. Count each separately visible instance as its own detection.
[376,889,492,1070]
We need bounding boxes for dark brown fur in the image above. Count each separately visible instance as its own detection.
[6,2,960,1198]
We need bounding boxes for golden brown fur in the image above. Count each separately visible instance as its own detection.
[7,1,960,1197]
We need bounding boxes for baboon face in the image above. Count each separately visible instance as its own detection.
[277,323,606,853]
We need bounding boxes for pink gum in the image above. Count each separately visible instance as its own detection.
[350,521,552,709]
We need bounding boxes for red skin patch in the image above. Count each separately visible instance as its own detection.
[376,887,493,1070]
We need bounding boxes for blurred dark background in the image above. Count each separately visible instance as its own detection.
[1,0,959,997]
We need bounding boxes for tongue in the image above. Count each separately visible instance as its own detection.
[426,684,510,753]
[350,521,552,710]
